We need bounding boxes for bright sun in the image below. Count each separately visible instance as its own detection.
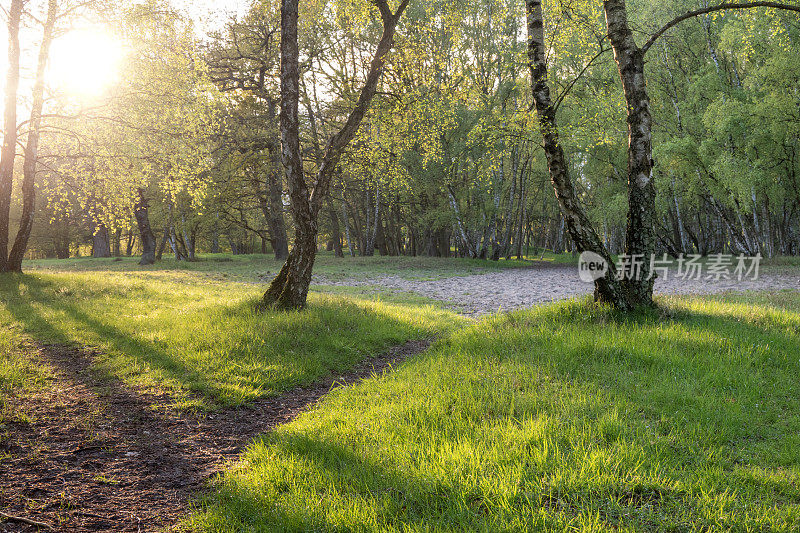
[49,29,123,96]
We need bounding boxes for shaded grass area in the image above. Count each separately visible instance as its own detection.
[190,291,800,531]
[763,256,800,267]
[23,252,551,283]
[0,271,464,409]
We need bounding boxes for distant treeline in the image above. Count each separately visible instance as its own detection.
[10,0,800,263]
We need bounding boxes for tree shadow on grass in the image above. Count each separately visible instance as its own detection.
[0,274,232,406]
[514,299,800,517]
[527,297,800,431]
[193,296,800,531]
[0,273,443,408]
[0,273,439,530]
[195,422,711,531]
[194,431,498,532]
[1,331,426,531]
[0,340,225,531]
[563,302,800,422]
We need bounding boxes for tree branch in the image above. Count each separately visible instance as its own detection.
[553,46,610,112]
[370,0,393,23]
[0,511,53,530]
[395,0,411,19]
[642,1,800,54]
[308,0,409,215]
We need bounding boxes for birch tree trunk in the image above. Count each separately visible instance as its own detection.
[447,184,478,258]
[603,0,657,307]
[134,189,157,265]
[527,0,630,309]
[6,0,57,272]
[10,7,51,262]
[266,98,289,260]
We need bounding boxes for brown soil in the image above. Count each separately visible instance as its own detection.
[0,340,431,532]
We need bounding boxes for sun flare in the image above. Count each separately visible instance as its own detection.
[49,29,123,96]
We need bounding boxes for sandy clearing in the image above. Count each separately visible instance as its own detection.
[314,264,800,315]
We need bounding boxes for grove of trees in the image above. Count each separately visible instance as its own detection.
[2,0,800,309]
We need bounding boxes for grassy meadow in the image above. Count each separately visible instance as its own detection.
[2,254,800,530]
[0,255,467,409]
[190,292,800,531]
[22,251,549,282]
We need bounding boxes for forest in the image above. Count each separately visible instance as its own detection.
[2,0,800,531]
[3,0,800,293]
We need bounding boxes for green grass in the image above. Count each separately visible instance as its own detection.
[0,329,50,427]
[7,254,800,529]
[23,252,798,283]
[189,291,800,531]
[0,330,46,395]
[22,252,549,283]
[0,269,464,409]
[762,256,800,267]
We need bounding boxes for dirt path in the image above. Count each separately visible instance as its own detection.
[0,340,430,532]
[315,264,800,315]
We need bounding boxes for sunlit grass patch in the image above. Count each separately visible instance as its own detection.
[190,292,800,531]
[0,271,464,409]
[0,326,51,430]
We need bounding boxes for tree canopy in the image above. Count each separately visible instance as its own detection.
[1,0,799,306]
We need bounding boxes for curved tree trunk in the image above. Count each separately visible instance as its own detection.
[598,0,795,302]
[261,0,312,309]
[261,219,318,310]
[125,232,136,256]
[526,0,630,309]
[135,189,157,265]
[262,0,408,310]
[6,0,57,273]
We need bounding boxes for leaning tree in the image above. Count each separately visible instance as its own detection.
[526,0,800,309]
[261,0,410,310]
[604,0,800,306]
